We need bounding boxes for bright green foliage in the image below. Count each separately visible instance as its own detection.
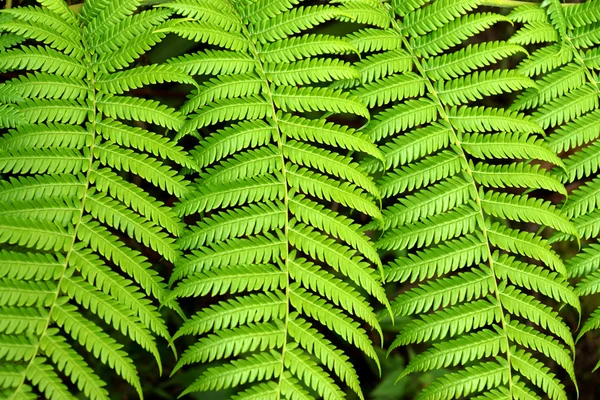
[0,0,194,398]
[164,0,386,399]
[342,0,579,398]
[511,0,600,372]
[5,0,600,399]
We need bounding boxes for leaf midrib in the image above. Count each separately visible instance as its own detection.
[227,3,293,399]
[8,28,102,400]
[386,8,516,396]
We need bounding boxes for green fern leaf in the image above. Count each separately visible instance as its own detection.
[167,2,386,399]
[0,45,87,77]
[352,1,577,399]
[0,1,193,398]
[259,34,358,63]
[511,1,600,367]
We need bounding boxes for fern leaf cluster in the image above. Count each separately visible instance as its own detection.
[0,0,193,398]
[509,0,600,372]
[164,0,385,399]
[5,0,600,399]
[341,0,579,398]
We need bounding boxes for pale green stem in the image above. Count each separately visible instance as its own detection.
[481,0,575,7]
[69,0,167,9]
[481,0,537,6]
[4,0,12,9]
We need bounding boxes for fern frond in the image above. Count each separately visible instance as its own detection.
[1,73,89,100]
[157,1,240,30]
[0,32,25,52]
[0,1,192,398]
[423,41,525,81]
[181,74,263,115]
[167,2,385,399]
[0,15,83,56]
[95,64,195,94]
[94,143,189,197]
[173,292,286,340]
[412,13,509,57]
[389,266,494,317]
[494,254,579,310]
[398,328,506,378]
[94,31,166,73]
[167,49,256,75]
[460,131,563,165]
[94,8,172,51]
[437,70,535,106]
[416,360,509,400]
[472,162,567,195]
[259,34,358,64]
[279,114,382,160]
[511,21,558,45]
[0,127,90,155]
[0,45,87,77]
[265,58,359,86]
[354,1,577,399]
[510,1,600,365]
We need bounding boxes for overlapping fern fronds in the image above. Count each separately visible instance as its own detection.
[510,0,600,371]
[164,0,387,399]
[342,0,579,398]
[0,0,194,398]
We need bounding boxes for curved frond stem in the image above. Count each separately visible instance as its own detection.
[481,0,535,7]
[169,2,382,398]
[515,0,600,378]
[480,0,574,8]
[386,10,515,396]
[0,3,184,397]
[234,10,294,400]
[561,20,600,95]
[8,36,100,400]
